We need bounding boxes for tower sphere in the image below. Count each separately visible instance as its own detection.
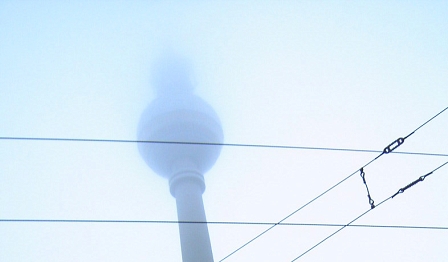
[138,54,223,179]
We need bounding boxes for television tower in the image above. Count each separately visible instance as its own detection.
[137,52,223,262]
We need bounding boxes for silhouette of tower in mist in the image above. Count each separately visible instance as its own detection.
[138,51,223,262]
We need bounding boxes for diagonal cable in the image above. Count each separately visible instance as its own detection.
[290,161,448,261]
[219,106,448,261]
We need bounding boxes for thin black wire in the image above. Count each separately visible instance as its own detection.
[1,219,447,231]
[291,198,390,261]
[1,108,446,259]
[290,161,448,261]
[404,106,448,139]
[218,163,377,262]
[219,106,448,261]
[0,136,447,157]
[429,161,448,173]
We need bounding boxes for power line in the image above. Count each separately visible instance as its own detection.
[2,107,446,259]
[290,161,448,261]
[0,136,447,157]
[219,106,448,261]
[1,219,447,231]
[406,106,448,137]
[291,197,391,261]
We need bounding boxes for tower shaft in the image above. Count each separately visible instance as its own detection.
[170,172,214,262]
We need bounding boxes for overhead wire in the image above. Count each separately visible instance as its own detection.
[1,219,447,231]
[1,107,446,260]
[0,136,447,157]
[290,161,448,261]
[219,106,448,261]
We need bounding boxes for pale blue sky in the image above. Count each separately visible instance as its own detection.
[1,1,447,261]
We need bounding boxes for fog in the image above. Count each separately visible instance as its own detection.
[1,1,447,261]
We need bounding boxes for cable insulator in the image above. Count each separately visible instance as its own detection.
[383,137,405,154]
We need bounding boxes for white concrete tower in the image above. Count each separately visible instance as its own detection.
[137,52,223,262]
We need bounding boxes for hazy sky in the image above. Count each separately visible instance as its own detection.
[1,1,447,261]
